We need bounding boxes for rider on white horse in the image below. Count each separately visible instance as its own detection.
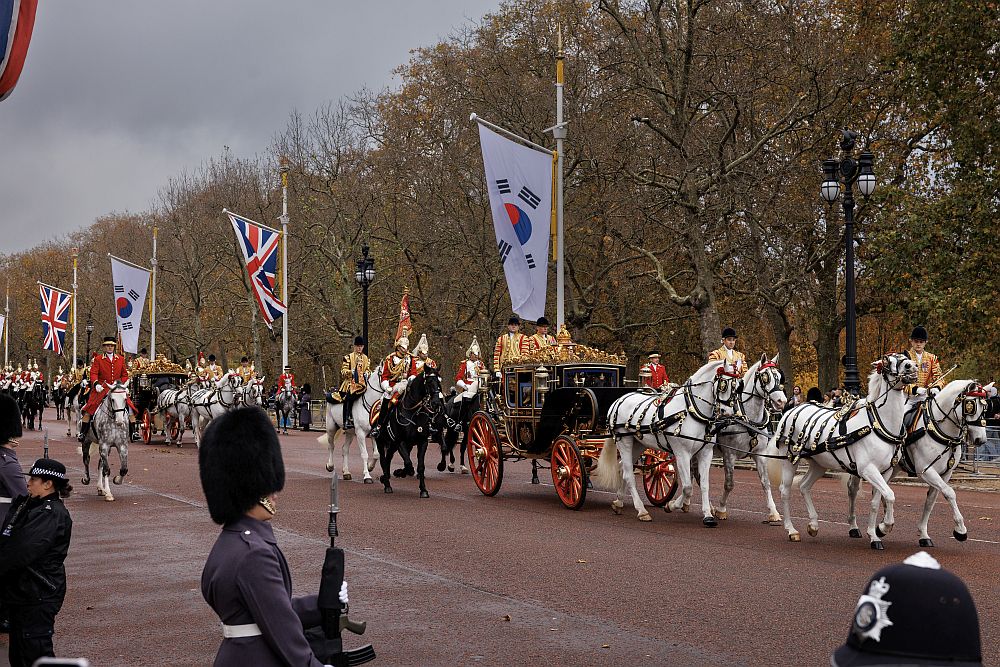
[337,336,370,429]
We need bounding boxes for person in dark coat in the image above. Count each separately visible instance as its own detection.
[199,407,343,667]
[0,393,29,634]
[0,458,73,667]
[298,383,313,431]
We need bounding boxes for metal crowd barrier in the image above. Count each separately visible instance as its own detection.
[963,425,1000,473]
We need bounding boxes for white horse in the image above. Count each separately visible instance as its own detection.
[846,379,992,547]
[157,383,195,446]
[712,354,787,522]
[768,353,917,549]
[65,379,88,437]
[593,360,738,524]
[237,376,266,408]
[79,381,130,502]
[318,362,382,482]
[190,372,241,447]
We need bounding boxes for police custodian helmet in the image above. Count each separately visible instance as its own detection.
[0,393,23,443]
[198,407,285,525]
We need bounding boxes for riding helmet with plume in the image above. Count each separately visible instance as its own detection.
[198,407,285,525]
[467,336,482,358]
[0,394,23,443]
[414,333,429,356]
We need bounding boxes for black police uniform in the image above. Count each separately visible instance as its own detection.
[0,487,73,667]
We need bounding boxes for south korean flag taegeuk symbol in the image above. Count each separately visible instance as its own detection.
[495,178,543,270]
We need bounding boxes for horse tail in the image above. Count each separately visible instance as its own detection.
[592,437,624,492]
[317,433,329,446]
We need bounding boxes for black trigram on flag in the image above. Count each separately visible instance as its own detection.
[121,322,133,331]
[128,289,140,301]
[496,178,511,194]
[525,253,536,269]
[497,239,513,265]
[518,186,541,209]
[114,285,124,293]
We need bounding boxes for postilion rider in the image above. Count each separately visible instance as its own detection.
[78,336,137,443]
[708,327,747,377]
[640,352,670,390]
[493,315,528,378]
[370,336,417,438]
[335,337,370,429]
[904,326,944,403]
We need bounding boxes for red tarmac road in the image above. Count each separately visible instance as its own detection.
[2,421,999,666]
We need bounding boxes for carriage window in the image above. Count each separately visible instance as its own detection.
[505,374,516,407]
[518,372,533,408]
[562,368,620,388]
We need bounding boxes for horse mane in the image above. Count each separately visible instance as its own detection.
[936,379,974,408]
[866,367,884,399]
[690,359,725,384]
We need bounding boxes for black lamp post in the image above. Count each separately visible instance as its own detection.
[354,244,376,355]
[821,130,876,396]
[85,318,94,364]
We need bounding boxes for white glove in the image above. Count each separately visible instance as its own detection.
[94,383,103,392]
[456,380,468,392]
[392,379,408,395]
[380,379,390,392]
[928,386,940,397]
[339,580,349,605]
[916,387,928,396]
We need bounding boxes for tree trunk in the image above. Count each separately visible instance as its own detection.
[764,304,794,393]
[813,258,841,393]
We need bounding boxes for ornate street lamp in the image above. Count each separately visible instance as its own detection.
[820,130,876,396]
[354,244,376,355]
[85,318,94,364]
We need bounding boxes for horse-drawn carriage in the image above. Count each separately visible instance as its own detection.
[466,332,678,510]
[130,359,189,444]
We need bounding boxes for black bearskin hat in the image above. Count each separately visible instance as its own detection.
[721,327,737,339]
[199,407,285,525]
[0,394,23,443]
[354,336,365,346]
[910,325,928,341]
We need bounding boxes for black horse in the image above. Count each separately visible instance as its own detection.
[21,382,46,431]
[52,384,66,420]
[435,388,485,474]
[375,367,444,498]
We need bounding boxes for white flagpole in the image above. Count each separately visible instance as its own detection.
[150,225,158,358]
[554,27,566,331]
[279,158,290,370]
[4,284,8,368]
[71,247,78,369]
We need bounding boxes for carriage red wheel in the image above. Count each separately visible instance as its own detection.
[551,436,587,510]
[168,418,180,442]
[642,449,678,507]
[140,412,152,444]
[467,412,503,496]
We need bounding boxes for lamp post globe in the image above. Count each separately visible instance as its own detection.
[355,245,375,355]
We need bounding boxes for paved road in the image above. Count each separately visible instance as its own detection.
[3,421,998,666]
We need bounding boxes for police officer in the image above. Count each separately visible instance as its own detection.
[199,407,346,666]
[0,458,73,667]
[0,393,28,634]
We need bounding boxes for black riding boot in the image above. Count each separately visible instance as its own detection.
[77,419,91,443]
[344,399,354,429]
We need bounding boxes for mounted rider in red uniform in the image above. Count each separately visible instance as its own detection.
[78,336,137,442]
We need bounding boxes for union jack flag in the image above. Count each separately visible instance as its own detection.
[227,210,286,328]
[38,283,71,355]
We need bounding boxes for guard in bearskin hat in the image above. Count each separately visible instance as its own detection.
[832,551,981,666]
[199,407,347,666]
[0,458,73,667]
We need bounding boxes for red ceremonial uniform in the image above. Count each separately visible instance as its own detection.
[380,356,418,389]
[84,352,130,415]
[277,373,296,390]
[642,362,670,389]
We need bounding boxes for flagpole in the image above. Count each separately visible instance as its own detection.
[279,157,290,370]
[554,26,566,331]
[150,225,158,358]
[3,284,8,368]
[71,247,78,369]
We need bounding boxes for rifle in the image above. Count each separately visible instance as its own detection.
[306,473,375,667]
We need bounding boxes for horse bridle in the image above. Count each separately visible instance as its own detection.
[103,383,131,418]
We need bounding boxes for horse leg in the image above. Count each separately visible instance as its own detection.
[324,418,339,472]
[340,428,353,481]
[779,461,800,541]
[796,461,827,537]
[846,475,863,538]
[695,445,718,527]
[920,466,966,545]
[860,465,896,549]
[715,448,736,520]
[100,444,114,501]
[417,438,429,498]
[752,453,782,524]
[114,440,129,484]
[667,447,693,515]
[395,441,415,478]
[357,432,373,484]
[81,441,92,485]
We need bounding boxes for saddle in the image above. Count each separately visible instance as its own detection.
[903,401,924,437]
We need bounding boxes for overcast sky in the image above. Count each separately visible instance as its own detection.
[1,1,500,254]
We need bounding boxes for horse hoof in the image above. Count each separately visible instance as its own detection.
[953,530,968,542]
[681,503,690,513]
[447,465,455,473]
[393,469,406,478]
[611,501,623,515]
[113,475,123,485]
[807,525,819,537]
[849,528,862,538]
[703,516,718,528]
[363,478,373,485]
[788,532,801,542]
[766,513,782,524]
[876,526,886,538]
[342,472,352,481]
[97,488,104,496]
[82,477,90,485]
[461,466,469,474]
[870,540,885,550]
[325,464,334,473]
[368,461,377,473]
[713,510,728,520]
[638,511,652,522]
[437,462,446,472]
[383,487,393,494]
[919,538,935,548]
[104,494,115,502]
[420,490,429,499]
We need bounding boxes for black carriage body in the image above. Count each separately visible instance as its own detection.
[130,372,187,416]
[498,361,630,457]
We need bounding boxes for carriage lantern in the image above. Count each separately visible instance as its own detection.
[138,373,150,390]
[534,365,550,393]
[638,365,652,385]
[477,368,491,395]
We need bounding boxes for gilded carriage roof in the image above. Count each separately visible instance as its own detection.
[139,355,188,375]
[514,325,625,367]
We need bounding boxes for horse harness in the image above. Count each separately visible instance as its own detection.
[900,386,988,475]
[379,375,442,442]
